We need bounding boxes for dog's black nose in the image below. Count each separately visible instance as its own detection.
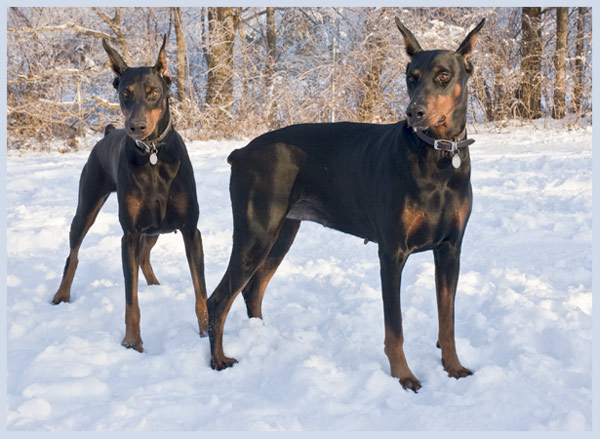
[406,103,427,122]
[128,120,148,134]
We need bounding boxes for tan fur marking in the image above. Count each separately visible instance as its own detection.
[454,83,462,98]
[147,106,163,133]
[426,93,456,138]
[466,35,478,55]
[402,205,427,236]
[455,199,472,231]
[126,195,144,224]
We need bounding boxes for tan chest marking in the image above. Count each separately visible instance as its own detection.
[402,206,427,236]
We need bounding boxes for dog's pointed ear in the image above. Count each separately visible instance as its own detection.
[155,34,171,84]
[395,17,423,58]
[102,39,128,78]
[456,18,485,74]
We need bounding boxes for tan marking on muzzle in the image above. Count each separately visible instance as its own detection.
[146,105,164,135]
[425,86,462,138]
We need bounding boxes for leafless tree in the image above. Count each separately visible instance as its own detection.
[572,7,589,116]
[516,7,543,119]
[552,7,568,119]
[7,6,593,150]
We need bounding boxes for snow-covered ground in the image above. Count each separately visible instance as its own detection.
[6,121,592,430]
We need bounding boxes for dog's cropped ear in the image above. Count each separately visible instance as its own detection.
[102,39,128,79]
[395,17,423,58]
[155,34,171,85]
[456,18,485,74]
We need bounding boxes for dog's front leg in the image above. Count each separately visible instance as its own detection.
[181,227,209,337]
[434,242,472,379]
[121,232,143,352]
[379,246,421,392]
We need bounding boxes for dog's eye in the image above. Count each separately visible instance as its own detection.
[438,72,451,84]
[407,74,418,84]
[121,90,132,100]
[148,89,160,98]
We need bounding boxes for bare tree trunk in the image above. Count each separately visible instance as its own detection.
[265,6,277,129]
[516,7,542,119]
[573,7,587,115]
[552,7,568,119]
[173,7,187,103]
[205,7,235,128]
[358,9,386,122]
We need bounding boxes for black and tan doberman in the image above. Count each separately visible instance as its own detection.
[52,36,208,352]
[208,18,485,391]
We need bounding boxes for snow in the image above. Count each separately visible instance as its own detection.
[6,121,592,430]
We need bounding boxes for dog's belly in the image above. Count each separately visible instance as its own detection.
[286,198,329,226]
[143,226,177,236]
[286,196,375,242]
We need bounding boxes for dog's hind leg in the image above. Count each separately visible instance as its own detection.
[208,147,301,370]
[52,158,113,304]
[181,227,209,337]
[208,207,291,370]
[242,219,301,319]
[208,227,284,369]
[139,234,160,285]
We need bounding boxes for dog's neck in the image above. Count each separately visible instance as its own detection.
[152,105,171,143]
[413,126,474,152]
[134,115,172,155]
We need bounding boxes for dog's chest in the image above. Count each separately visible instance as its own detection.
[399,182,471,251]
[121,159,186,231]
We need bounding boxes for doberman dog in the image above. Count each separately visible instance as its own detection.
[52,36,208,352]
[207,18,485,392]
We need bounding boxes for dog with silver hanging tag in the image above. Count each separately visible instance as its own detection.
[135,139,160,166]
[208,17,485,393]
[53,35,209,354]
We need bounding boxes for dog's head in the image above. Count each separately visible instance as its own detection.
[102,36,172,142]
[395,18,485,139]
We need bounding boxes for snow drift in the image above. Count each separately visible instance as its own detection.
[6,121,592,430]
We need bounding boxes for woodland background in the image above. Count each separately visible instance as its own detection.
[6,6,592,150]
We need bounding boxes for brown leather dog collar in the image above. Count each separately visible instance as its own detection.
[134,118,172,165]
[413,127,475,152]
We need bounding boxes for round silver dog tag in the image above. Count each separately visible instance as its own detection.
[149,152,158,165]
[452,153,461,169]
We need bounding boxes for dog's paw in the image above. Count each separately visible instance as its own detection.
[121,338,144,353]
[399,376,422,393]
[442,360,473,379]
[51,291,71,305]
[197,317,209,338]
[446,366,473,379]
[211,356,238,371]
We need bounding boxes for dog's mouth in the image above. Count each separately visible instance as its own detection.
[125,125,155,142]
[407,115,446,132]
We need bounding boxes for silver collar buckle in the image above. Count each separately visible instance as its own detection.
[433,139,457,152]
